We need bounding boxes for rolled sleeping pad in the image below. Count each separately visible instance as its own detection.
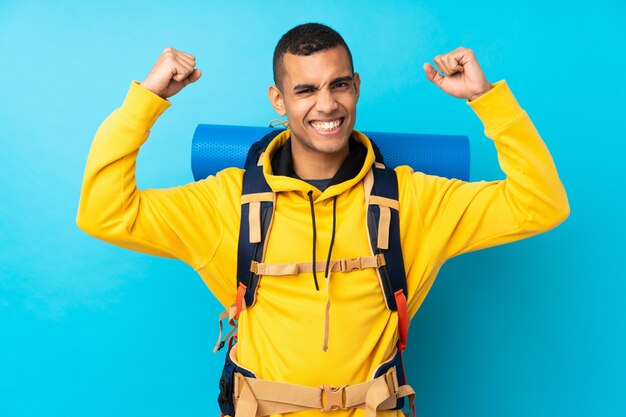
[191,124,470,182]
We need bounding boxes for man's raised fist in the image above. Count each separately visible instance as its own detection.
[140,47,202,99]
[423,47,492,101]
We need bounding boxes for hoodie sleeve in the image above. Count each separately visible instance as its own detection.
[76,81,238,270]
[400,80,570,265]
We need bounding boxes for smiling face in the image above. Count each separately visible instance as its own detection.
[268,46,361,178]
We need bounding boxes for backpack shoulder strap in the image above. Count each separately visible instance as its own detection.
[236,130,282,313]
[367,162,408,310]
[365,140,409,351]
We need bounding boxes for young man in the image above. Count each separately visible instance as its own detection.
[77,23,569,417]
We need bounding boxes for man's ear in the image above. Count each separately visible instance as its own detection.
[268,85,286,117]
[353,72,361,101]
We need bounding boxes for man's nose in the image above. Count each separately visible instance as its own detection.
[315,90,339,114]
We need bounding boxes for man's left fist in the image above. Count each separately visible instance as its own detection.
[424,47,493,101]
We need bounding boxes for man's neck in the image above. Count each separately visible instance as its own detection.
[291,144,349,180]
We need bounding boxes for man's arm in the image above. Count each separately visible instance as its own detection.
[404,48,569,266]
[400,48,569,316]
[76,48,234,270]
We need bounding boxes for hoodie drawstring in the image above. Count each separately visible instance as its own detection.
[324,196,337,278]
[307,190,338,351]
[307,191,320,291]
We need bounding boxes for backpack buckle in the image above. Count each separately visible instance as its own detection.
[320,384,347,412]
[342,258,362,272]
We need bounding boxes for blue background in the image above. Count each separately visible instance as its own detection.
[1,1,624,416]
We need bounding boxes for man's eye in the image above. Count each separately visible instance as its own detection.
[296,88,314,94]
[333,82,349,89]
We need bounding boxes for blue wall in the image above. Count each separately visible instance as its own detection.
[1,1,624,416]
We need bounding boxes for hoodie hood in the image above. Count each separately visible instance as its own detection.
[262,129,377,201]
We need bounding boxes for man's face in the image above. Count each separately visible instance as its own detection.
[269,46,360,162]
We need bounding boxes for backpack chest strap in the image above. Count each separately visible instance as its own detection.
[250,254,386,276]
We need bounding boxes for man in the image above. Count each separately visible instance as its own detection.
[77,23,569,417]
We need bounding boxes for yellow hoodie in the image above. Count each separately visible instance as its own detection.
[77,80,569,417]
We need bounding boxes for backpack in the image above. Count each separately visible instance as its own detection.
[215,130,412,416]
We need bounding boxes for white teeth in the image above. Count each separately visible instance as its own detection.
[311,119,342,131]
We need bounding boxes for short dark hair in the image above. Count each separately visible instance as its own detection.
[273,23,354,89]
